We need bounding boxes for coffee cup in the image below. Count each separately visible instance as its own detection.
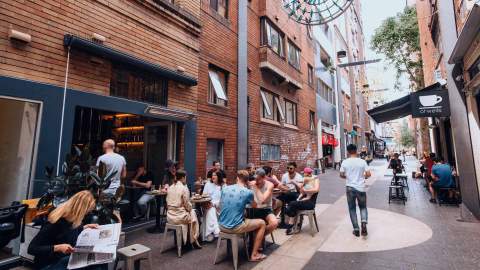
[419,95,442,107]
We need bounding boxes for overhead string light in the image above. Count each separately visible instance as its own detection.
[283,0,353,25]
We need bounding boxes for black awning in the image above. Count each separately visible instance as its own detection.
[367,95,411,123]
[64,34,197,86]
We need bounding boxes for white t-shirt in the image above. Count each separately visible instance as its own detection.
[281,172,304,192]
[96,152,126,194]
[340,157,369,192]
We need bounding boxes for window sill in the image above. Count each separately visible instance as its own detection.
[260,118,281,126]
[208,8,231,28]
[260,45,285,59]
[288,62,301,72]
[284,123,298,130]
[208,102,229,109]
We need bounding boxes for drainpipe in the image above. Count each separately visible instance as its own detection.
[57,46,71,175]
[237,0,248,169]
[335,68,346,160]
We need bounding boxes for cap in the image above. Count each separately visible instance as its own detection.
[304,167,313,174]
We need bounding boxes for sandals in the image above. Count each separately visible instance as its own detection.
[250,253,267,262]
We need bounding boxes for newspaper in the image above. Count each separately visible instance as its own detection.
[67,223,121,269]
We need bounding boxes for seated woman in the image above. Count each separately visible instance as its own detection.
[166,169,201,248]
[284,168,320,235]
[202,171,224,241]
[28,190,104,270]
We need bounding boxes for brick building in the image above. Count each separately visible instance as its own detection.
[1,0,201,201]
[197,0,318,178]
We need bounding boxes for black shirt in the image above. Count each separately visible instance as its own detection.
[137,171,154,192]
[389,159,403,173]
[28,218,82,269]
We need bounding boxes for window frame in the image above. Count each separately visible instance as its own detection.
[208,66,229,107]
[307,64,314,86]
[210,0,229,18]
[283,99,297,126]
[287,40,301,70]
[261,18,285,57]
[260,89,284,122]
[309,111,316,131]
[260,144,281,161]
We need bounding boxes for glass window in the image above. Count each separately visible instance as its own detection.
[208,66,228,107]
[309,111,316,131]
[210,0,228,18]
[260,89,284,122]
[110,65,168,106]
[288,41,301,69]
[261,144,281,161]
[308,64,314,86]
[284,99,297,125]
[261,18,284,57]
[207,139,224,174]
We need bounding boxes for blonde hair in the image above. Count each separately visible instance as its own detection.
[48,190,96,228]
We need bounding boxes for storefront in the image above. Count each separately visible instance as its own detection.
[321,132,337,166]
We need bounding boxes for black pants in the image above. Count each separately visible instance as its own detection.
[278,192,299,204]
[285,200,315,217]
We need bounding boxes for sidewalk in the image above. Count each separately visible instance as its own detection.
[124,157,480,270]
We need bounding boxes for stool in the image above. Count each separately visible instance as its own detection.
[160,223,183,257]
[117,244,152,270]
[388,185,406,204]
[294,210,319,236]
[144,199,157,221]
[213,232,249,270]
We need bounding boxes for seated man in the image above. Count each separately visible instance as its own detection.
[388,153,403,174]
[130,165,154,219]
[263,166,283,216]
[278,162,304,205]
[250,168,279,236]
[219,170,267,262]
[429,157,455,203]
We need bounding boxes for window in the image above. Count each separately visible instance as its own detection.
[307,64,314,86]
[260,89,284,122]
[110,65,168,106]
[210,0,228,18]
[288,41,301,69]
[208,66,228,106]
[261,144,280,161]
[317,80,335,105]
[309,111,316,131]
[284,99,297,125]
[261,18,284,57]
[207,139,224,173]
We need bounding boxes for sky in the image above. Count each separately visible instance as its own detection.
[361,0,413,103]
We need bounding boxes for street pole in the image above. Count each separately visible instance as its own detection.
[334,67,346,160]
[237,0,248,169]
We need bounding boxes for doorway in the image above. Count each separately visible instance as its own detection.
[0,97,41,206]
[145,123,176,187]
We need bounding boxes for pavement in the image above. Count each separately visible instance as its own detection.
[124,157,480,270]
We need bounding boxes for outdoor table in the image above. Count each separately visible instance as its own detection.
[146,190,167,234]
[191,196,212,242]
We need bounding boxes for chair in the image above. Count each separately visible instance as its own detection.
[117,244,152,270]
[293,210,319,236]
[388,185,406,204]
[144,199,157,221]
[213,232,250,270]
[160,223,183,257]
[0,203,28,249]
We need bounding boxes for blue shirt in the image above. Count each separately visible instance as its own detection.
[219,184,254,229]
[432,164,454,187]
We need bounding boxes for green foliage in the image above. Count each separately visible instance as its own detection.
[399,122,415,148]
[371,7,424,90]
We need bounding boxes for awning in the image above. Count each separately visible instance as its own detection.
[64,34,197,86]
[367,94,411,123]
[367,83,447,123]
[448,4,480,64]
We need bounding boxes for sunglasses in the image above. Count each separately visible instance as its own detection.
[287,167,295,170]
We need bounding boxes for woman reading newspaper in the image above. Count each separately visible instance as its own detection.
[28,191,107,270]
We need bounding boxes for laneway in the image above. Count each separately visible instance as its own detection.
[125,157,480,270]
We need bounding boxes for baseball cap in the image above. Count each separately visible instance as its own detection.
[304,167,313,174]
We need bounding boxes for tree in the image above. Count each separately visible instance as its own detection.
[399,122,415,149]
[371,7,424,90]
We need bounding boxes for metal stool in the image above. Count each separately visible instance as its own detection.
[160,223,183,257]
[117,244,152,270]
[294,210,319,236]
[388,185,406,204]
[144,199,157,221]
[213,232,249,270]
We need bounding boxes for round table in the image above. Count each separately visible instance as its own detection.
[191,197,211,242]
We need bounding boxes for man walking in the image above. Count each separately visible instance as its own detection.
[96,139,127,195]
[340,144,371,237]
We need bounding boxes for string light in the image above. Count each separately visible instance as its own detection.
[283,0,353,25]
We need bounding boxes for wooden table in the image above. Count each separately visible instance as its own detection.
[146,190,167,234]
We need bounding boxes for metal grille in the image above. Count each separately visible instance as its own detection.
[282,0,353,25]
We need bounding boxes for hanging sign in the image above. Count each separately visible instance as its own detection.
[410,87,450,118]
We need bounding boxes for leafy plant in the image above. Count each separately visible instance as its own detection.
[371,7,424,90]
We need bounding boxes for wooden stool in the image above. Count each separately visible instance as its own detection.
[117,244,152,270]
[160,223,183,257]
[294,210,319,236]
[213,232,249,270]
